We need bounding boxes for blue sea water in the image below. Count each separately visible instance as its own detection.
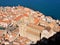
[0,0,60,20]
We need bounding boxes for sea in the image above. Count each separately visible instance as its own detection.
[0,0,60,20]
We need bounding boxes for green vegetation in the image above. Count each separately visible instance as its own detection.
[0,26,5,30]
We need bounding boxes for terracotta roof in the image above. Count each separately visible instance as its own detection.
[0,6,60,45]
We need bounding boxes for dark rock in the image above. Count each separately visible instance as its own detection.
[30,32,60,45]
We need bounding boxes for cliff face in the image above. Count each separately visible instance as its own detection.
[30,32,60,45]
[0,6,60,45]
